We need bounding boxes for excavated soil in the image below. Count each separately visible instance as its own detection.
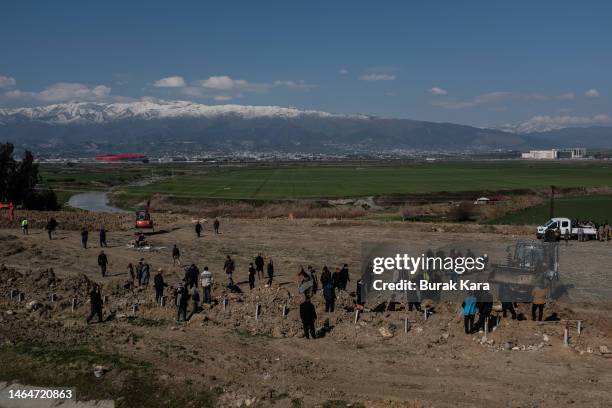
[0,213,611,407]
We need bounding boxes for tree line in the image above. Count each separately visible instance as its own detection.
[0,142,59,210]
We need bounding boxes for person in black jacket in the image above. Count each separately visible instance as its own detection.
[86,285,103,323]
[97,250,108,277]
[195,221,202,238]
[99,227,107,248]
[248,263,256,290]
[46,218,58,240]
[338,264,350,290]
[172,244,181,266]
[154,268,167,304]
[255,254,264,281]
[81,228,89,249]
[299,297,317,339]
[266,260,274,287]
[184,264,199,289]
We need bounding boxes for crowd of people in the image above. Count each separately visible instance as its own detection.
[32,216,557,339]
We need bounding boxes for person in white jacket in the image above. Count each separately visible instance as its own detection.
[201,267,213,304]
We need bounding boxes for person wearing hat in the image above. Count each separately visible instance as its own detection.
[154,268,167,305]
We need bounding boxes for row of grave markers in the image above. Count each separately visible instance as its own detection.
[6,289,583,344]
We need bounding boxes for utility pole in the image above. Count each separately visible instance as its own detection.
[549,185,555,218]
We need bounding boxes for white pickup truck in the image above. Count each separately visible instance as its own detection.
[536,217,598,240]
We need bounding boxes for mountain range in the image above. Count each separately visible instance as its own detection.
[1,101,611,156]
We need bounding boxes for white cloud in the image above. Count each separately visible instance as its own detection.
[429,87,448,96]
[3,82,111,102]
[585,89,600,98]
[359,73,396,81]
[272,80,317,90]
[556,92,575,101]
[0,75,16,88]
[432,92,512,109]
[338,69,349,75]
[512,113,611,133]
[195,75,269,93]
[153,76,186,88]
[213,95,233,101]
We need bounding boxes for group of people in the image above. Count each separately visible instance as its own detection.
[462,282,550,335]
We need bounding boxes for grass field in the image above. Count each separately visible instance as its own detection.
[490,194,612,225]
[115,161,612,200]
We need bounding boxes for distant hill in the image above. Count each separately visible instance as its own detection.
[0,101,610,155]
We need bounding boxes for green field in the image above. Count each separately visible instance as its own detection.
[116,161,612,200]
[490,195,612,225]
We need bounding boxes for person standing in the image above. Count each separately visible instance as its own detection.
[266,259,274,287]
[338,264,350,290]
[97,250,108,277]
[140,261,151,286]
[86,285,104,324]
[332,267,341,290]
[81,228,89,249]
[136,259,144,286]
[99,227,107,248]
[172,244,181,266]
[307,266,318,295]
[298,267,312,298]
[46,218,58,240]
[213,218,220,234]
[321,266,336,313]
[255,254,264,282]
[462,293,478,334]
[195,221,202,238]
[126,263,135,289]
[154,268,167,304]
[21,218,28,235]
[175,283,188,322]
[476,292,493,333]
[248,263,256,290]
[531,283,548,321]
[223,255,235,287]
[185,264,199,289]
[200,266,213,304]
[299,297,317,339]
[499,283,517,320]
[190,286,200,316]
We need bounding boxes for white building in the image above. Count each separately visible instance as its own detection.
[521,148,586,160]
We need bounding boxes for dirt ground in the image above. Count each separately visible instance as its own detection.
[1,214,611,407]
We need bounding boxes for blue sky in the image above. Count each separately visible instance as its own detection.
[0,0,610,130]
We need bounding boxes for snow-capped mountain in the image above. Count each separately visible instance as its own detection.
[2,101,611,155]
[0,100,369,125]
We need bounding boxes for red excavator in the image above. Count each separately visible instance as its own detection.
[0,202,15,223]
[135,199,154,230]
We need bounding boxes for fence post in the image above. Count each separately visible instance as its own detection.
[282,305,287,319]
[255,304,261,320]
[71,298,76,313]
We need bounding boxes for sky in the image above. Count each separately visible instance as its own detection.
[0,0,611,130]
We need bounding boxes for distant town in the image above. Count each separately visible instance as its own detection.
[31,147,599,164]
